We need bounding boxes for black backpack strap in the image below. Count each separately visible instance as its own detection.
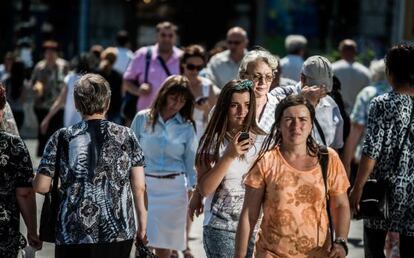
[314,118,327,146]
[157,55,172,76]
[319,146,334,246]
[144,47,152,83]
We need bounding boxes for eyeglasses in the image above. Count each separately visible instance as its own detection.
[249,74,274,83]
[186,63,204,71]
[227,40,242,45]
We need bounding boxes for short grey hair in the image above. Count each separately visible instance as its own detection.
[285,35,307,54]
[74,73,111,116]
[227,26,248,39]
[370,59,386,83]
[238,49,278,78]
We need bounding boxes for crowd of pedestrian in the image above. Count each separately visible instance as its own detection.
[0,20,414,258]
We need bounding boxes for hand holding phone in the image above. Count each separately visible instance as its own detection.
[238,132,250,142]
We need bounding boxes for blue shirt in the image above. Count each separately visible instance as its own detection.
[131,110,197,187]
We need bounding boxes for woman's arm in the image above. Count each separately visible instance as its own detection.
[33,173,52,193]
[16,187,42,250]
[234,186,264,258]
[197,132,250,197]
[349,154,377,214]
[329,193,350,258]
[131,166,148,244]
[342,122,364,176]
[40,85,67,135]
[184,128,198,189]
[330,193,350,240]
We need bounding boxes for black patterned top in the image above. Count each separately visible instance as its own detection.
[0,131,34,256]
[37,120,145,245]
[362,91,414,236]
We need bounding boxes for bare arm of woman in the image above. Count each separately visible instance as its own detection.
[329,193,350,258]
[40,85,68,135]
[197,132,250,197]
[341,122,364,177]
[16,187,43,250]
[234,186,264,258]
[33,173,52,194]
[131,166,148,244]
[349,154,376,214]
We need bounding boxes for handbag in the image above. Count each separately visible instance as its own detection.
[135,243,158,258]
[39,130,64,243]
[356,98,414,220]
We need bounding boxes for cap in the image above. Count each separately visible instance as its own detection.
[301,55,333,91]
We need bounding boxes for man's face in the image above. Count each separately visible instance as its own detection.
[44,49,58,64]
[226,32,247,55]
[157,27,176,53]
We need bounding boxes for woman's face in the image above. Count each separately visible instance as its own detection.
[164,93,187,116]
[183,56,204,78]
[227,91,250,129]
[245,60,274,98]
[279,105,313,146]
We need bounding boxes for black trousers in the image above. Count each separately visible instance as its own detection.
[55,239,133,258]
[364,226,414,258]
[34,107,63,157]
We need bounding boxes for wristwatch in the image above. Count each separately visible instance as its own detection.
[334,238,348,255]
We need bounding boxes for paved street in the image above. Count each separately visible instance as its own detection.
[20,139,365,258]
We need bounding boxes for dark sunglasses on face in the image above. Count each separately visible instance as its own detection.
[186,63,204,71]
[227,40,242,45]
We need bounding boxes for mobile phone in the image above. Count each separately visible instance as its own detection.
[238,132,250,142]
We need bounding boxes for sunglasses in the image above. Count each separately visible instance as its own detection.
[227,40,242,45]
[186,63,204,71]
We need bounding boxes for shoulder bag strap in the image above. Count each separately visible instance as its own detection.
[51,130,64,204]
[144,47,152,83]
[319,146,334,245]
[157,55,172,77]
[314,118,327,146]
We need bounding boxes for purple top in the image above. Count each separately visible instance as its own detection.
[124,44,182,111]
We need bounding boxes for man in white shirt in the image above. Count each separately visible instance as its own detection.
[280,35,307,82]
[113,30,134,75]
[300,55,344,149]
[332,39,371,113]
[205,27,248,88]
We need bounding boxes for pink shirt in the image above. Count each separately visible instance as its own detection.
[123,44,182,111]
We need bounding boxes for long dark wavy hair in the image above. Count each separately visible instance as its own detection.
[255,94,321,165]
[148,75,195,131]
[196,79,264,166]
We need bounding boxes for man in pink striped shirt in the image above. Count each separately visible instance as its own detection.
[123,21,182,114]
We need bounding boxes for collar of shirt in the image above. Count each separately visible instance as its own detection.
[220,49,248,64]
[152,44,182,62]
[317,96,332,108]
[157,112,185,125]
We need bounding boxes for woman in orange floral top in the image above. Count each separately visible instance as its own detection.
[235,95,350,258]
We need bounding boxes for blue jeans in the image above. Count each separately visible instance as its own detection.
[203,226,254,258]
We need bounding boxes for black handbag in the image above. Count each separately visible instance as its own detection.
[357,178,388,219]
[39,131,64,243]
[135,243,158,258]
[356,98,414,220]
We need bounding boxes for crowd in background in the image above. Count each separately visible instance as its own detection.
[1,20,414,258]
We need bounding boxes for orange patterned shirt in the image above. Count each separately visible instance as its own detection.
[244,147,350,258]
